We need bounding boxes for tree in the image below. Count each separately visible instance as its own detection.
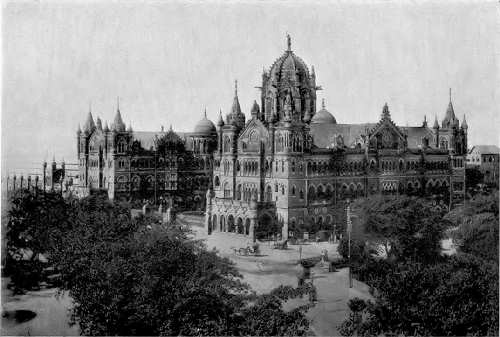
[6,191,312,335]
[348,195,451,264]
[446,191,499,262]
[465,166,484,189]
[339,254,499,337]
[5,189,73,293]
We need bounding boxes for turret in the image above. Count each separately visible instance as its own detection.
[96,117,103,131]
[461,114,468,130]
[433,115,439,129]
[217,110,224,127]
[112,97,126,132]
[83,111,96,134]
[251,100,260,120]
[422,115,427,128]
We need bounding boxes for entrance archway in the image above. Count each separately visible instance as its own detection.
[228,215,235,232]
[220,215,225,232]
[237,217,243,234]
[212,214,217,232]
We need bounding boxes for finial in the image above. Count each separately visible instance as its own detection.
[204,107,207,118]
[286,33,291,51]
[169,124,173,131]
[234,80,238,96]
[89,101,92,113]
[322,98,325,109]
[117,96,120,111]
[449,88,452,102]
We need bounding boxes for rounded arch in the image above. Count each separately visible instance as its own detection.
[308,185,316,200]
[220,215,225,231]
[245,218,250,235]
[237,217,244,234]
[228,215,235,232]
[212,214,217,232]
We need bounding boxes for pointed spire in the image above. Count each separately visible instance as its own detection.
[286,33,291,51]
[77,123,82,134]
[230,80,242,115]
[169,124,173,131]
[462,114,468,129]
[96,117,103,131]
[217,109,224,127]
[311,65,315,77]
[381,103,391,120]
[442,88,456,128]
[204,107,207,118]
[84,111,96,133]
[422,115,427,127]
[112,100,126,132]
[104,121,110,132]
[433,115,439,129]
[251,100,260,118]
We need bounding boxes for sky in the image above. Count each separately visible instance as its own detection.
[2,0,499,175]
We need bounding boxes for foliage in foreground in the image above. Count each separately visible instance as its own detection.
[339,255,498,337]
[5,191,312,336]
[337,194,499,337]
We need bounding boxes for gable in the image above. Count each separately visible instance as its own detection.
[238,119,269,153]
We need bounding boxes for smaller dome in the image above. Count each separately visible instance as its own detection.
[194,109,216,134]
[311,99,336,124]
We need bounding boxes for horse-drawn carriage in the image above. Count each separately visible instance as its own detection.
[231,243,260,256]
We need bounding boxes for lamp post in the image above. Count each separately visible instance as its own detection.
[346,199,353,289]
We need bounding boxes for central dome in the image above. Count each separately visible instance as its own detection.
[268,38,310,84]
[194,109,216,135]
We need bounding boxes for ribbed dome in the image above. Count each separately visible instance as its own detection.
[269,50,310,84]
[268,35,310,85]
[311,99,336,124]
[194,109,216,135]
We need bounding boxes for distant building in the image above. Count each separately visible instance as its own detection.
[467,145,500,186]
[76,105,216,210]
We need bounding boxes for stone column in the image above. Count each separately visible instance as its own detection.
[249,218,256,243]
[282,220,289,241]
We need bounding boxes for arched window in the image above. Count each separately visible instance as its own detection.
[214,176,220,188]
[308,186,316,201]
[117,140,127,153]
[281,186,285,195]
[223,182,231,198]
[299,189,304,199]
[236,184,242,200]
[265,185,272,202]
[291,185,296,195]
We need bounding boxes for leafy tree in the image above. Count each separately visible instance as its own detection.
[339,254,499,337]
[4,189,72,293]
[347,195,451,264]
[6,191,312,335]
[446,191,499,262]
[465,166,484,189]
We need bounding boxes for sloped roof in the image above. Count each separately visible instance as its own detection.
[469,145,500,154]
[132,131,190,151]
[401,126,435,148]
[309,123,374,148]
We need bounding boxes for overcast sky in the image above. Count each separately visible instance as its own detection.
[2,0,499,174]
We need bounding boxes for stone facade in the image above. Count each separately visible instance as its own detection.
[467,145,499,186]
[205,36,468,241]
[77,106,217,210]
